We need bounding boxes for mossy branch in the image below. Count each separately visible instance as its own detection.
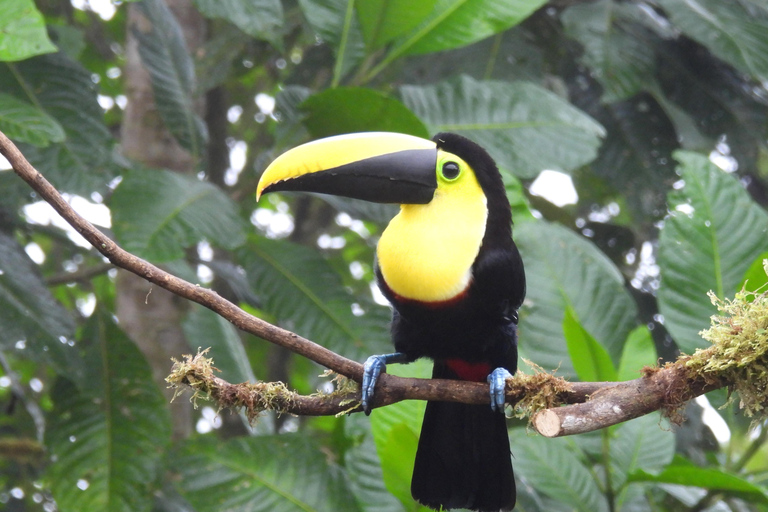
[3,129,768,437]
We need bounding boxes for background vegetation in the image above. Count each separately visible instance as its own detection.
[2,0,768,510]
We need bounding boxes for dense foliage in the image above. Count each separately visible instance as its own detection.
[2,0,768,511]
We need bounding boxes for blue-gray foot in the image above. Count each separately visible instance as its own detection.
[487,367,513,413]
[361,352,411,415]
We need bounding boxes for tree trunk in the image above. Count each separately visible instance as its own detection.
[117,0,206,440]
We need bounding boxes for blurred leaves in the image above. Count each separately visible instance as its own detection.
[0,0,57,62]
[133,0,208,158]
[516,221,637,375]
[0,92,64,147]
[0,231,80,380]
[0,53,114,195]
[46,313,171,512]
[630,455,768,504]
[175,434,362,512]
[355,0,436,51]
[658,151,768,353]
[386,0,546,58]
[237,236,391,361]
[401,76,605,178]
[511,430,609,512]
[302,87,429,138]
[562,0,655,102]
[110,168,246,262]
[193,0,283,48]
[563,305,617,382]
[657,0,768,83]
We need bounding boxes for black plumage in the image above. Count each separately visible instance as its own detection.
[375,133,526,511]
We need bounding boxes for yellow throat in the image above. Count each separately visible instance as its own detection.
[376,154,488,302]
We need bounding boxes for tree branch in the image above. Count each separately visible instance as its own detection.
[3,129,768,437]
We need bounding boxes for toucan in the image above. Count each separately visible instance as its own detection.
[257,132,526,511]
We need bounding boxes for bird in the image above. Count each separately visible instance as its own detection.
[257,132,526,511]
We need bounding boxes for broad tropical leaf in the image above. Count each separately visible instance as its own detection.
[193,0,283,47]
[175,434,362,512]
[368,359,431,511]
[563,305,617,382]
[0,0,57,62]
[355,0,436,51]
[0,53,113,195]
[0,231,80,381]
[0,92,64,147]
[302,87,429,139]
[237,236,391,361]
[110,168,246,262]
[561,0,655,102]
[297,0,366,79]
[132,0,208,157]
[658,151,768,353]
[345,415,408,512]
[388,0,546,57]
[511,429,609,512]
[46,314,171,512]
[610,413,675,492]
[630,455,768,504]
[401,76,605,178]
[616,326,657,381]
[516,220,637,375]
[657,0,768,83]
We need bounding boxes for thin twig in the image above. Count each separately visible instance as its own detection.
[46,262,114,285]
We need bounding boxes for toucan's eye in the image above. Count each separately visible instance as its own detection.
[441,162,460,180]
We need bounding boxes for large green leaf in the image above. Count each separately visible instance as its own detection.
[110,168,246,262]
[657,0,768,83]
[616,325,657,382]
[511,429,609,512]
[561,0,655,102]
[237,236,391,361]
[297,0,366,80]
[368,359,431,511]
[182,306,256,384]
[582,92,680,222]
[610,413,674,495]
[515,221,637,375]
[344,415,407,512]
[0,231,80,381]
[132,0,208,157]
[175,434,362,512]
[46,313,171,512]
[658,151,768,353]
[563,305,617,382]
[302,87,429,139]
[0,0,57,62]
[387,0,545,58]
[0,53,113,195]
[193,0,283,47]
[401,76,605,178]
[355,0,436,51]
[630,455,768,504]
[0,92,64,147]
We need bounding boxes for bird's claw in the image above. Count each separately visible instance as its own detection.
[487,367,512,413]
[362,355,388,415]
[361,352,411,415]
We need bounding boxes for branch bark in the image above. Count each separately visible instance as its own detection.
[1,129,763,438]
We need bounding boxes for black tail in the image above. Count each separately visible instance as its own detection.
[411,366,515,511]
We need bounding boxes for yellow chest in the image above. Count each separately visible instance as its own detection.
[377,183,488,302]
